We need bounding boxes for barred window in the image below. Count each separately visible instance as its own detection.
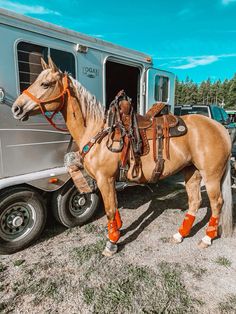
[17,42,48,92]
[17,42,76,92]
[154,75,169,102]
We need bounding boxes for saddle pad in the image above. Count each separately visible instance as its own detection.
[145,116,187,140]
[112,116,187,155]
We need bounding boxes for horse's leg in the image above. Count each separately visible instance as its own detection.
[96,176,122,256]
[173,166,202,243]
[198,175,223,248]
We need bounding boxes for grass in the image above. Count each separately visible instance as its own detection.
[218,294,236,313]
[158,262,197,313]
[80,261,200,314]
[215,256,232,267]
[83,287,95,305]
[73,239,106,264]
[186,264,207,279]
[13,259,25,267]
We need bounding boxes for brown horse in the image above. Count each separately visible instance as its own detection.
[12,58,233,256]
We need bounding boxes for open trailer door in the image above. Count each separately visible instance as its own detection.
[146,68,175,113]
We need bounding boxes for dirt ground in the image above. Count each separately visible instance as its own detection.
[0,174,236,314]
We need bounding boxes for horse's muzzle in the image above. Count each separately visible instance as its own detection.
[12,103,29,121]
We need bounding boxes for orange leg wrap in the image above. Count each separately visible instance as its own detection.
[179,213,195,237]
[206,216,219,239]
[108,219,120,243]
[115,209,123,229]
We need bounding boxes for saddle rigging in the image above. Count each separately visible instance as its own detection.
[105,90,187,183]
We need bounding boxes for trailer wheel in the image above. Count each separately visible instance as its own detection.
[52,180,100,228]
[0,187,46,255]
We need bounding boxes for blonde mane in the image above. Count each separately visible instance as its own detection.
[70,76,105,122]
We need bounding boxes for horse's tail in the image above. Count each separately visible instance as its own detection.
[221,158,233,237]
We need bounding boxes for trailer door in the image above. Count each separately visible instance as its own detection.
[146,68,175,113]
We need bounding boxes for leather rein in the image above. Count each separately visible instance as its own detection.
[23,75,72,132]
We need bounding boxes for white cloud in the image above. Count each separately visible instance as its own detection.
[0,0,61,15]
[155,54,236,70]
[172,56,218,69]
[222,0,236,5]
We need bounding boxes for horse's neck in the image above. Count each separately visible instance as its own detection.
[62,95,104,151]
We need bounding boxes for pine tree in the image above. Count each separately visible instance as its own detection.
[228,74,236,108]
[174,73,236,108]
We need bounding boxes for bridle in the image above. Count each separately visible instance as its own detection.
[23,74,72,132]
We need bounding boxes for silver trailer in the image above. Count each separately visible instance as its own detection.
[0,8,175,254]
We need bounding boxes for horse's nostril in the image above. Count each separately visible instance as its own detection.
[13,105,23,115]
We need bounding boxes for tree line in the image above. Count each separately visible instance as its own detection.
[175,73,236,108]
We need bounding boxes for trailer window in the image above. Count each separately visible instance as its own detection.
[17,42,48,92]
[50,49,75,78]
[154,75,169,102]
[17,43,76,92]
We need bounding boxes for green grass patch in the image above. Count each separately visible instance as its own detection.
[84,223,105,237]
[83,287,95,305]
[13,259,25,267]
[215,256,232,267]
[73,239,106,264]
[159,262,197,313]
[218,294,236,313]
[81,262,199,314]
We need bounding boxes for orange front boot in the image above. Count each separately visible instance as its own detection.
[115,209,123,229]
[108,219,120,243]
[179,213,196,237]
[206,216,219,239]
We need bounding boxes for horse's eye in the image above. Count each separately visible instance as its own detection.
[41,82,50,89]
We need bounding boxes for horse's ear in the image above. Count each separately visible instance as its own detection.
[48,56,58,72]
[41,58,49,70]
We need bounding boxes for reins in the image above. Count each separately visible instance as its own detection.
[23,75,76,132]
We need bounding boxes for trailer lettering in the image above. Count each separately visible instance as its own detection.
[82,67,99,78]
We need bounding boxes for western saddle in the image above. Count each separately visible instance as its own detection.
[106,90,187,183]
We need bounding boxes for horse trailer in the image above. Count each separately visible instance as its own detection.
[0,8,175,254]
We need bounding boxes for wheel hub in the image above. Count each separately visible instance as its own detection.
[1,204,31,237]
[69,192,91,217]
[77,196,86,206]
[12,216,24,228]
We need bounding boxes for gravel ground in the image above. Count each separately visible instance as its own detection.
[0,175,236,314]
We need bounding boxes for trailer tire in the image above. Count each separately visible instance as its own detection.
[52,180,100,228]
[0,187,47,255]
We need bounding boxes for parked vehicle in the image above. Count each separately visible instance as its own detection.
[174,104,236,141]
[0,8,175,254]
[226,109,236,124]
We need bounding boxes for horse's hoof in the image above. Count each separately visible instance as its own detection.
[197,240,210,249]
[198,235,212,249]
[171,232,183,244]
[102,241,118,257]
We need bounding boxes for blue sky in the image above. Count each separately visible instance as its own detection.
[1,0,236,83]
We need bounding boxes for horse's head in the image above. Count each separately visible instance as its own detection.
[12,57,67,121]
